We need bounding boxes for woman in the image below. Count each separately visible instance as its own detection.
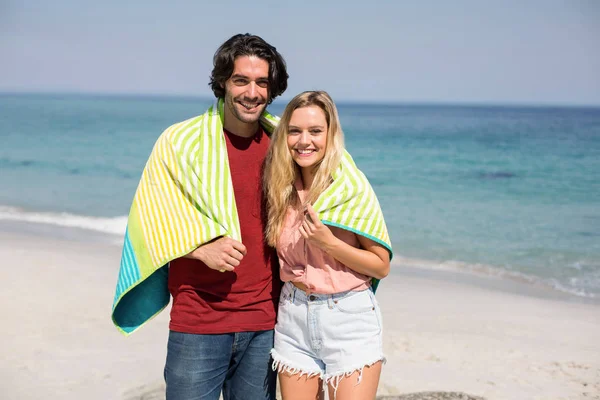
[263,91,393,400]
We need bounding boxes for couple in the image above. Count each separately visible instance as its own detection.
[111,33,393,400]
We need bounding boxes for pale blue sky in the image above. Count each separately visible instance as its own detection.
[1,0,599,105]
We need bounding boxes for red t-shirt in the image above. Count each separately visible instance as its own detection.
[168,126,280,334]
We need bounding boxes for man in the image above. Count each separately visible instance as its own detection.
[111,34,288,400]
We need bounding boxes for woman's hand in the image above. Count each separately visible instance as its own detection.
[299,204,390,279]
[299,204,338,251]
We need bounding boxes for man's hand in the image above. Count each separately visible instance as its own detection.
[184,237,247,272]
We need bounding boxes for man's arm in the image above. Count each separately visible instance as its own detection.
[183,237,247,272]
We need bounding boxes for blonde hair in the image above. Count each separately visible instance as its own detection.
[263,91,345,247]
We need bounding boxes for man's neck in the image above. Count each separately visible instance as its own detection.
[223,108,260,138]
[223,120,259,138]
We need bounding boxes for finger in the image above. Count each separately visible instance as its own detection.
[303,208,313,224]
[299,224,308,239]
[229,247,245,262]
[306,204,321,226]
[303,212,315,230]
[230,239,247,256]
[226,255,241,267]
[217,263,235,272]
[302,220,313,236]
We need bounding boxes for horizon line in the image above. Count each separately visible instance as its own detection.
[1,90,600,109]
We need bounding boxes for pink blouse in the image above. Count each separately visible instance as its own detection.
[276,186,372,294]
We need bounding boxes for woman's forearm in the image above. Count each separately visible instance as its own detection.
[322,235,390,279]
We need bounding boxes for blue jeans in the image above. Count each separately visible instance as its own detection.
[164,330,276,400]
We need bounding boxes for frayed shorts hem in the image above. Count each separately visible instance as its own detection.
[271,349,323,379]
[271,348,386,384]
[324,355,386,382]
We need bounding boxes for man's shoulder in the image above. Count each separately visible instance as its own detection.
[160,114,206,142]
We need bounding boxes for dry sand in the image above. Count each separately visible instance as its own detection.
[0,225,598,399]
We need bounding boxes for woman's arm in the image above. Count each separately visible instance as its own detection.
[300,204,390,279]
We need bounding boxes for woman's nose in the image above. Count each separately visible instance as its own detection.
[298,132,310,144]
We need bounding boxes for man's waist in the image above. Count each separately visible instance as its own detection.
[169,300,277,334]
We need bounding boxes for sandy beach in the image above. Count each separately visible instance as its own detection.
[1,223,598,400]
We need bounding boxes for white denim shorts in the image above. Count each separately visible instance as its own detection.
[271,281,385,390]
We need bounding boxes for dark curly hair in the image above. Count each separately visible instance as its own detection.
[209,33,289,104]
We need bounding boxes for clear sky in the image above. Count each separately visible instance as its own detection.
[1,0,599,105]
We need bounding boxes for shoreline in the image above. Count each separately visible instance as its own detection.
[1,219,596,306]
[0,224,599,399]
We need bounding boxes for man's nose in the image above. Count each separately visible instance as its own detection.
[247,82,258,98]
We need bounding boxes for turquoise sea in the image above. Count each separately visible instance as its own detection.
[1,93,599,299]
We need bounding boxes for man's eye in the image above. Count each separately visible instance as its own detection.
[233,79,248,86]
[257,81,269,88]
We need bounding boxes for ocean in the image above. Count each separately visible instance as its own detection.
[1,93,599,299]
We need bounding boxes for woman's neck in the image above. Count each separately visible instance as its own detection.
[300,168,315,192]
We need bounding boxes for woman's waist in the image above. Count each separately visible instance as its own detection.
[283,281,372,305]
[282,267,371,295]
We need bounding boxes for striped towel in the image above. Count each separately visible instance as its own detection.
[111,99,278,335]
[314,151,393,291]
[111,99,393,335]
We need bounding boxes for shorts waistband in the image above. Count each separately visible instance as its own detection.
[282,281,371,304]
